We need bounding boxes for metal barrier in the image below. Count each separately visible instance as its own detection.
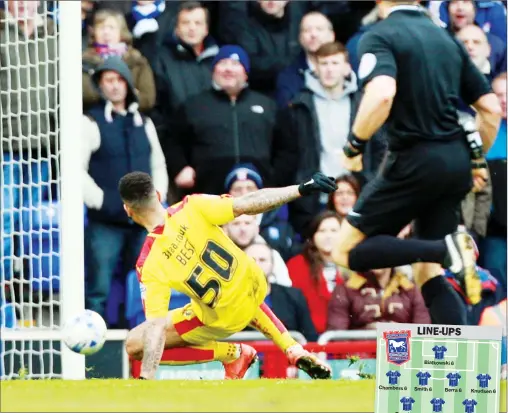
[130,330,377,379]
[318,330,377,344]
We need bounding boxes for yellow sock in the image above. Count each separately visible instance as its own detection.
[159,342,239,366]
[250,303,297,352]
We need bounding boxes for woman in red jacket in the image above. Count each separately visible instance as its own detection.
[287,211,344,334]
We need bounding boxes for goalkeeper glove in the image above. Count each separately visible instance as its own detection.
[298,172,337,196]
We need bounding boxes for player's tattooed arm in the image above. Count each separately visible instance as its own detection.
[232,173,336,216]
[232,186,301,216]
[139,318,167,379]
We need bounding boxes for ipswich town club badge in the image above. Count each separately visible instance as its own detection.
[384,330,411,366]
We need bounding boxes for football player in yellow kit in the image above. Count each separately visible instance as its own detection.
[119,171,336,380]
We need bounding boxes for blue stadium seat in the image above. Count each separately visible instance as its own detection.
[169,290,190,310]
[21,201,60,292]
[125,270,145,328]
[125,270,191,328]
[0,302,16,328]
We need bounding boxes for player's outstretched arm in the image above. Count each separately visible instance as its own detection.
[232,172,337,217]
[139,317,167,380]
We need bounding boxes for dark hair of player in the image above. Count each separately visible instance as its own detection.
[118,171,155,210]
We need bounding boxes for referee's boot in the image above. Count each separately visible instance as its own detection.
[223,344,258,380]
[286,344,332,379]
[444,231,481,305]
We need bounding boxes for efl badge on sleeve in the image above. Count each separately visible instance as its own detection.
[384,330,411,366]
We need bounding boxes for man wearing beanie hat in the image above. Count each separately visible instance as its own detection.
[224,163,264,196]
[165,45,298,196]
[211,45,251,76]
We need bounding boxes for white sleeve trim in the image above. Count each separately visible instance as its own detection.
[82,116,104,210]
[145,117,168,203]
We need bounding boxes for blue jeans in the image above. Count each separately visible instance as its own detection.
[1,151,49,282]
[481,236,507,298]
[84,220,146,317]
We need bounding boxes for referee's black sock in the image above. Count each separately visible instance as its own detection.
[348,235,447,272]
[420,276,468,325]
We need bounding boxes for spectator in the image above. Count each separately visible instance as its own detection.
[281,42,385,235]
[215,1,250,45]
[437,0,507,42]
[327,267,431,330]
[128,0,166,41]
[326,175,361,223]
[151,1,219,134]
[231,1,306,95]
[444,0,506,75]
[125,1,186,64]
[82,9,156,113]
[244,242,318,341]
[309,1,366,44]
[287,211,344,334]
[125,0,168,61]
[224,163,301,261]
[81,57,168,317]
[165,45,298,196]
[1,0,57,282]
[481,72,507,294]
[222,215,292,287]
[456,24,505,83]
[275,11,335,108]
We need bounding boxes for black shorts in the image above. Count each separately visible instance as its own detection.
[347,139,472,240]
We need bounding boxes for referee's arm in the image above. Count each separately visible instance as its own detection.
[343,32,397,159]
[457,40,502,153]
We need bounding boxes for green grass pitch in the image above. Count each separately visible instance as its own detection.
[1,379,506,412]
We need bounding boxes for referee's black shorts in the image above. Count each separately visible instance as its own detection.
[347,139,473,240]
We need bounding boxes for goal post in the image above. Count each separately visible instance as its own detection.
[58,0,86,380]
[1,0,85,379]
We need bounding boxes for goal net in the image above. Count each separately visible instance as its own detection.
[1,1,85,379]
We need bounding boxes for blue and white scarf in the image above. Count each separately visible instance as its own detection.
[131,0,166,22]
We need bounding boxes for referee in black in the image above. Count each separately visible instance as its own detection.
[332,1,502,325]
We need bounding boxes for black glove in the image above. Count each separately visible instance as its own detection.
[298,173,337,196]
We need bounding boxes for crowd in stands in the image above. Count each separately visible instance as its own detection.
[0,1,506,365]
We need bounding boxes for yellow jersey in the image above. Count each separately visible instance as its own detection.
[136,194,267,330]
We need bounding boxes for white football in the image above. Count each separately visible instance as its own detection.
[62,310,107,355]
